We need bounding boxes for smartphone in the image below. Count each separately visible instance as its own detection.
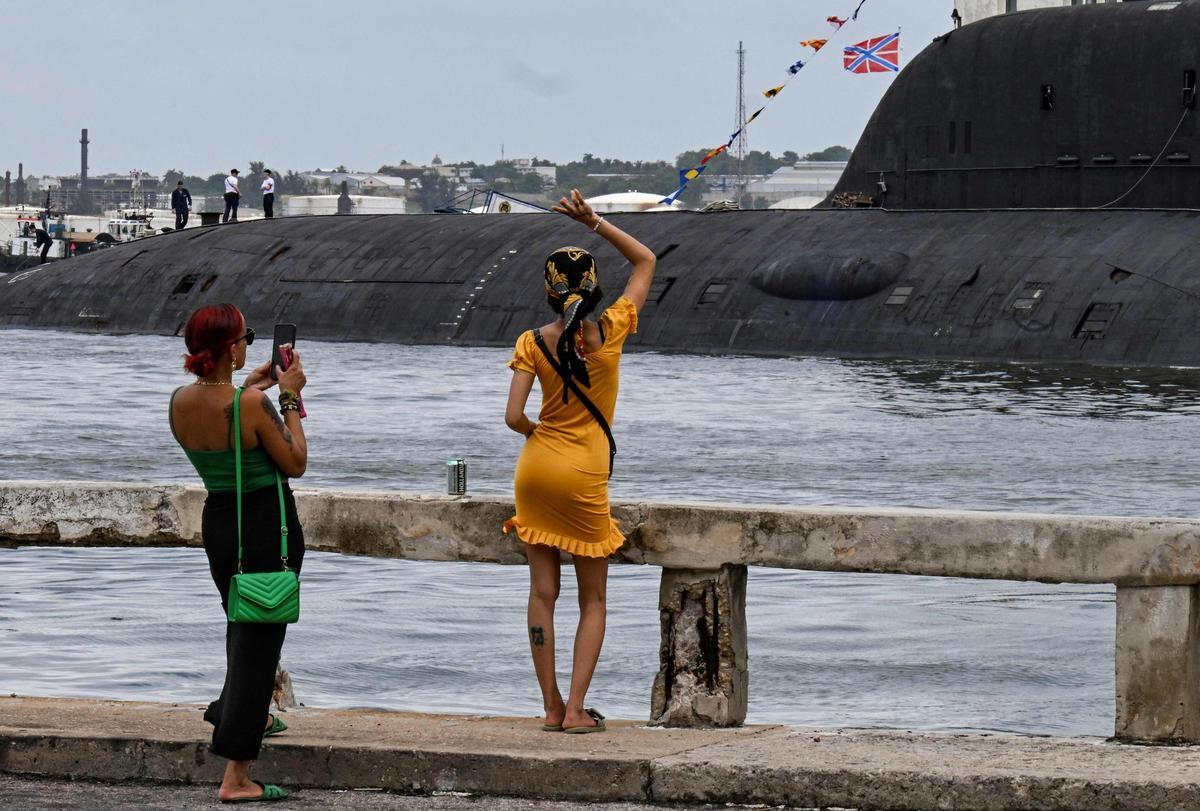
[270,323,297,381]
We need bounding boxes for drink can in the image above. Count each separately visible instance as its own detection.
[446,458,467,495]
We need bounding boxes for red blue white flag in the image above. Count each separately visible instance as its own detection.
[843,32,900,74]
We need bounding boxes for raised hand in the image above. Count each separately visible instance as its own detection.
[243,356,278,391]
[552,188,599,227]
[278,349,306,394]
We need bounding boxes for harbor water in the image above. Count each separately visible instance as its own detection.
[3,328,1199,735]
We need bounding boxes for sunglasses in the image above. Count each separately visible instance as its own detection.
[237,327,256,346]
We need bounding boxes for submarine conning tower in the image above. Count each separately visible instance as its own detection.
[827,0,1200,210]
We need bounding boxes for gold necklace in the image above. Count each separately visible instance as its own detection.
[194,379,233,387]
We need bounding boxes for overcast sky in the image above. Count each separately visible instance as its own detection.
[0,0,951,177]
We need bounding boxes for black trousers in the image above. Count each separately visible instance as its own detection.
[262,193,274,219]
[201,484,305,761]
[223,192,239,223]
[38,243,50,263]
[175,209,189,230]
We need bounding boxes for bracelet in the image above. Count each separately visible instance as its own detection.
[591,217,605,232]
[278,390,300,412]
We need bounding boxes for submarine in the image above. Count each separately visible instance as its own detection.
[4,1,1200,368]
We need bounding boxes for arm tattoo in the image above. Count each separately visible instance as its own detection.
[529,626,546,647]
[260,395,294,448]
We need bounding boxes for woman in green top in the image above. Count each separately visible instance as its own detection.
[169,303,308,804]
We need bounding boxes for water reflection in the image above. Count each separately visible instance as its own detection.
[847,359,1200,420]
[1,330,1198,518]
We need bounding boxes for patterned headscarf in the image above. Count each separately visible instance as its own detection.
[544,247,599,402]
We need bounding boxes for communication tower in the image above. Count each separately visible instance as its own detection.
[734,42,747,205]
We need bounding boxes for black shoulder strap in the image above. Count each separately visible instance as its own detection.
[533,329,616,479]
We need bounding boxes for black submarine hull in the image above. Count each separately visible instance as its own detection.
[5,2,1200,367]
[2,207,1198,367]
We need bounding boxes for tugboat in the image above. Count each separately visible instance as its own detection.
[99,171,159,244]
[0,173,162,272]
[101,209,157,244]
[1,209,67,274]
[4,2,1200,368]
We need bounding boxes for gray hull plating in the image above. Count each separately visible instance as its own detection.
[2,208,1198,367]
[4,3,1200,367]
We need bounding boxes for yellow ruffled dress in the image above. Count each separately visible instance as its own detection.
[503,296,638,558]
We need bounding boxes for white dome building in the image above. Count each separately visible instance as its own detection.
[584,192,683,213]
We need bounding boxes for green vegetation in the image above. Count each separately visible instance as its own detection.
[673,148,800,177]
[411,171,456,213]
[801,145,852,161]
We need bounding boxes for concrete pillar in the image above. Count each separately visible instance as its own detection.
[1114,585,1200,743]
[651,564,747,727]
[273,666,296,711]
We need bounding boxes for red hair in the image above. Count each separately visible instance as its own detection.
[182,304,244,377]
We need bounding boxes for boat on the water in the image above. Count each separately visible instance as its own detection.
[4,2,1200,368]
[0,202,169,273]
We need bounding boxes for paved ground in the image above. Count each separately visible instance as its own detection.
[0,775,728,810]
[6,696,1200,810]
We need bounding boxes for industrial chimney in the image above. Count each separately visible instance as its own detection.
[77,128,93,214]
[3,171,9,206]
[14,163,26,205]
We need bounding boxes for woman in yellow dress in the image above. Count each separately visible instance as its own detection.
[503,189,657,733]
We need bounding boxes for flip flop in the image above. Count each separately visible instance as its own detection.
[541,722,564,732]
[221,780,289,803]
[263,714,288,738]
[563,708,606,734]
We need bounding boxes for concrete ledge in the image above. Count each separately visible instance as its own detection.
[4,480,1200,584]
[0,697,765,802]
[4,697,1200,809]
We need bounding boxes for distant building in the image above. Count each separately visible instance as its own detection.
[44,172,164,211]
[745,161,848,209]
[959,0,1120,26]
[357,175,408,194]
[510,158,557,184]
[302,171,408,196]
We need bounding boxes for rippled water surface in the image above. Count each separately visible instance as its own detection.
[2,328,1199,735]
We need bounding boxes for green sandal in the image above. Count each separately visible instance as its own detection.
[221,780,289,803]
[263,714,288,738]
[541,722,564,732]
[563,708,606,734]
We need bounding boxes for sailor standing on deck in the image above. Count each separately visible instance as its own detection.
[33,224,52,264]
[172,181,193,230]
[223,168,241,223]
[260,170,275,219]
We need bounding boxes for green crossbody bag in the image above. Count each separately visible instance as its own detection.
[226,386,300,624]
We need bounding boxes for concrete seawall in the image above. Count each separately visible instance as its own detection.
[5,481,1200,743]
[6,480,1200,584]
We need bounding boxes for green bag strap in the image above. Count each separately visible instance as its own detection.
[233,387,290,573]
